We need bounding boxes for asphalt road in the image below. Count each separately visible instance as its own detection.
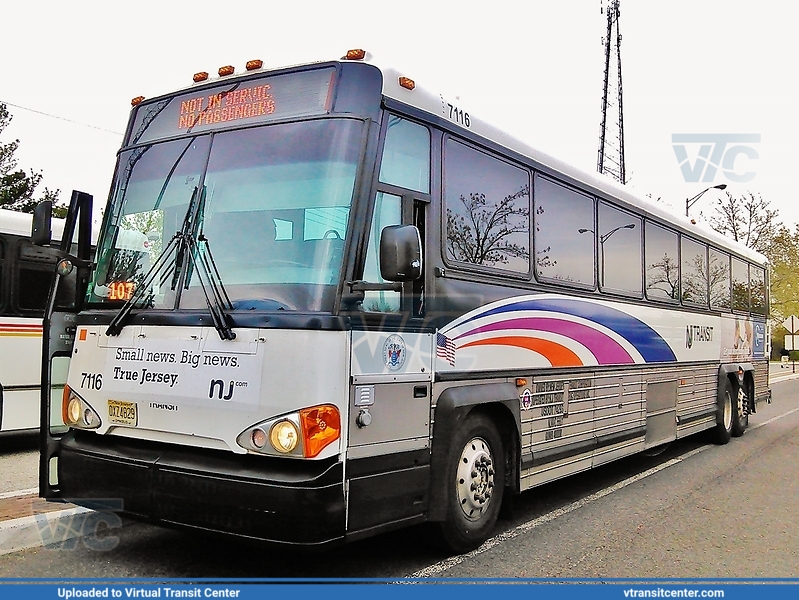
[0,366,797,579]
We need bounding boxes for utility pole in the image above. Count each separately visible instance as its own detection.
[597,0,626,184]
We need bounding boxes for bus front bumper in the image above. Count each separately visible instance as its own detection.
[56,431,346,547]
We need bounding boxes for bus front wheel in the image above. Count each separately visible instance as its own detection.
[437,413,505,554]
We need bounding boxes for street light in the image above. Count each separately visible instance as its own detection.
[685,184,727,217]
[578,223,636,287]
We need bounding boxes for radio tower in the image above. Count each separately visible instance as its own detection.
[597,0,626,184]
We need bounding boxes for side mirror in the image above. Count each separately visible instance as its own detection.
[31,201,53,246]
[380,224,422,281]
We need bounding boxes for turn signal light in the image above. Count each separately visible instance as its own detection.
[300,405,341,458]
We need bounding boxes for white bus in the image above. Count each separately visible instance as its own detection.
[37,50,770,553]
[0,208,71,433]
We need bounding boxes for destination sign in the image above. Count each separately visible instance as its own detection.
[128,67,336,145]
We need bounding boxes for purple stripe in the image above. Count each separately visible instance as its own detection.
[454,317,635,364]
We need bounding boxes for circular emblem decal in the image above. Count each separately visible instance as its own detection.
[383,334,406,371]
[520,389,533,411]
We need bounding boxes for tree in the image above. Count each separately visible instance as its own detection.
[707,190,779,255]
[768,225,799,325]
[0,102,65,216]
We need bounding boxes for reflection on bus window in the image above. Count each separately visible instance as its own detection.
[709,248,731,309]
[598,202,641,295]
[750,265,767,315]
[534,176,593,286]
[445,139,530,274]
[732,257,749,312]
[681,237,708,306]
[645,222,679,302]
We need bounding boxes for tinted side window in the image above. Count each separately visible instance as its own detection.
[444,139,530,274]
[732,257,749,312]
[16,265,51,315]
[598,202,641,295]
[379,116,430,193]
[645,222,679,302]
[709,249,731,309]
[534,176,595,287]
[751,265,767,315]
[681,237,708,306]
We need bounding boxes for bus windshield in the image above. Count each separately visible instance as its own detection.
[89,118,362,312]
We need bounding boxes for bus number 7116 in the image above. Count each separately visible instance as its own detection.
[447,103,470,128]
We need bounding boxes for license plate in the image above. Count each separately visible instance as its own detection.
[108,399,138,426]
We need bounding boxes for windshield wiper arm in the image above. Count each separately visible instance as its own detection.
[106,185,236,341]
[106,185,202,337]
[181,233,236,340]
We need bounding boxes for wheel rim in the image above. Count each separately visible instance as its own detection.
[456,436,495,522]
[723,390,733,430]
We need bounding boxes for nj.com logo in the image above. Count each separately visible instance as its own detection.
[672,134,760,183]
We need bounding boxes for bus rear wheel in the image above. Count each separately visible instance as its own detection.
[708,379,733,445]
[731,380,749,437]
[436,413,505,554]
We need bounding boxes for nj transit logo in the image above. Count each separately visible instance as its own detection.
[672,134,760,183]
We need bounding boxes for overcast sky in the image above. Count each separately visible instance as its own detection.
[2,0,796,228]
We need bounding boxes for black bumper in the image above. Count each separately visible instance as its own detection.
[58,431,346,547]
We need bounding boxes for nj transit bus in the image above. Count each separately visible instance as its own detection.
[36,50,770,553]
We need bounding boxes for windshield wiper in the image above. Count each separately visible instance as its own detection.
[106,185,236,340]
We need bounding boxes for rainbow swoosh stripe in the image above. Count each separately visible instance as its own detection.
[0,322,43,338]
[440,295,676,367]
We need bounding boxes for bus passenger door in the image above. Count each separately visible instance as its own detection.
[344,186,433,533]
[34,193,93,499]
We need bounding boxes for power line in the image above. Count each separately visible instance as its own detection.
[0,99,123,136]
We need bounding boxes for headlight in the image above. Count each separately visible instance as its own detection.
[61,385,101,430]
[269,420,299,453]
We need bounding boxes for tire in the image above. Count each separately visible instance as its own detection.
[731,380,749,438]
[708,378,733,445]
[436,413,505,554]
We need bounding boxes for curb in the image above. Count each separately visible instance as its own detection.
[0,504,94,556]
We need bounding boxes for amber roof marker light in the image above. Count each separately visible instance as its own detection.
[218,65,235,77]
[131,96,145,106]
[245,59,263,71]
[342,49,367,61]
[398,77,416,91]
[193,72,209,83]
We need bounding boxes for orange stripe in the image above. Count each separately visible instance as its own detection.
[459,336,583,367]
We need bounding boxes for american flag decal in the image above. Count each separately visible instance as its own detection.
[436,332,456,366]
